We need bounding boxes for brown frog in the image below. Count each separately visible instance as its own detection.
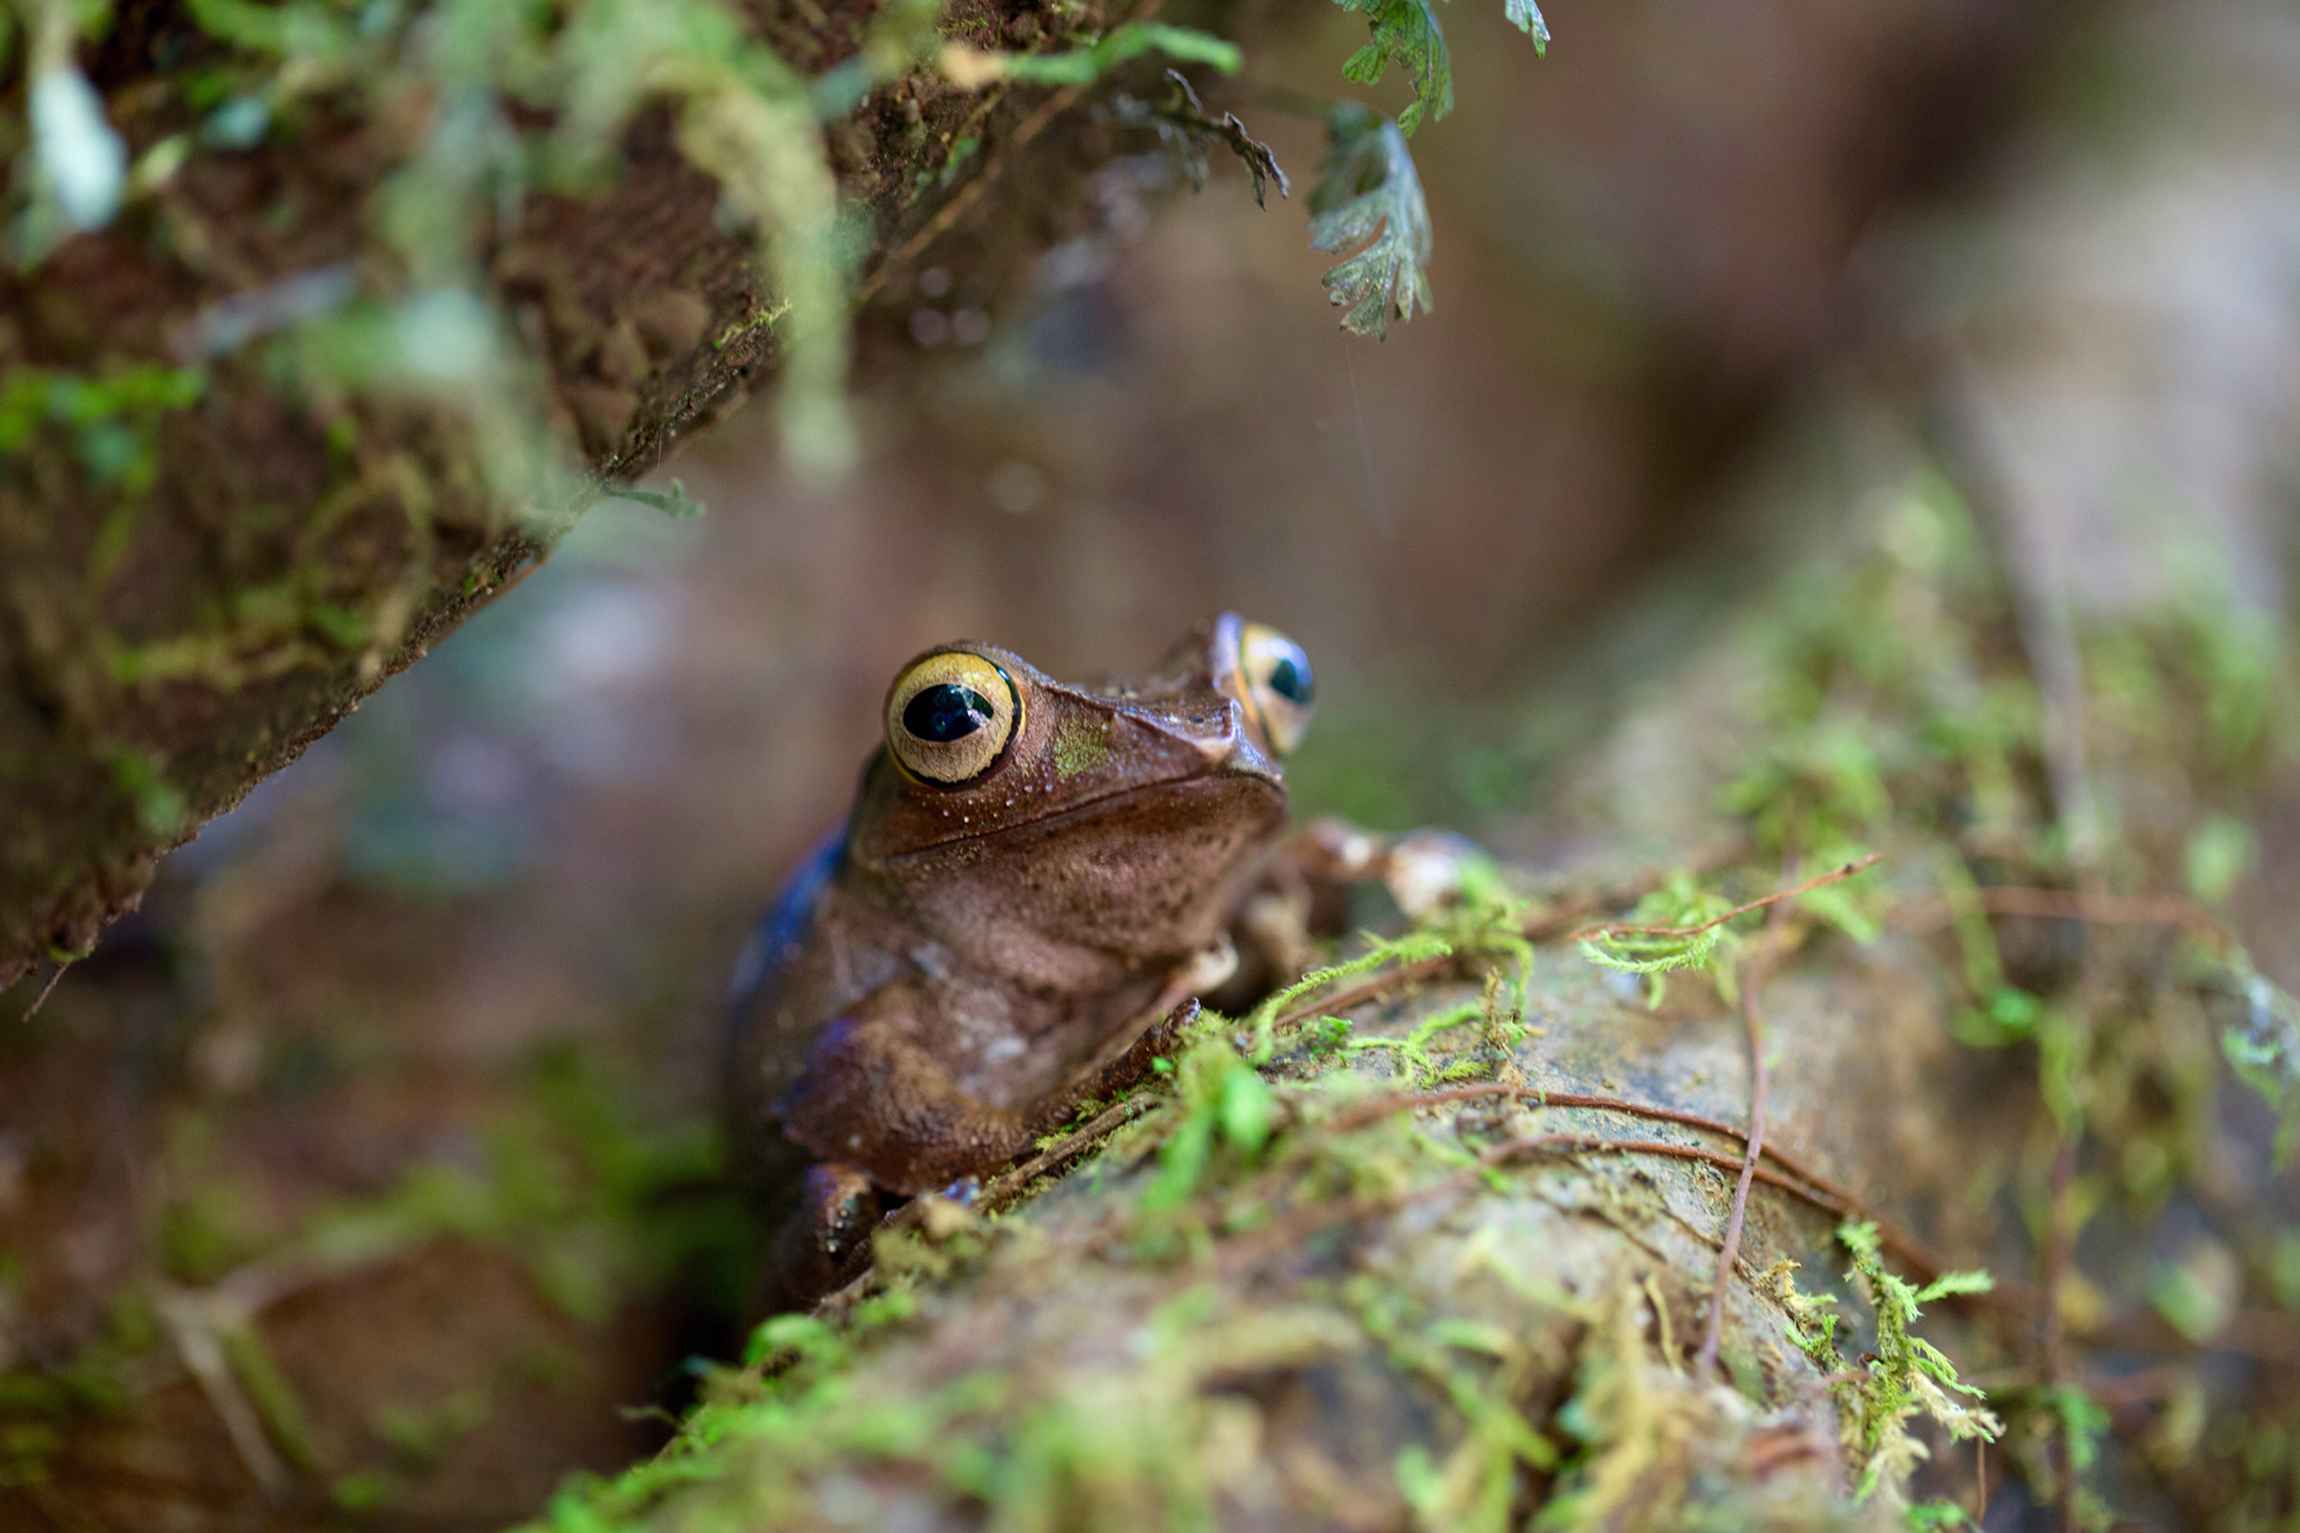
[726,613,1317,1300]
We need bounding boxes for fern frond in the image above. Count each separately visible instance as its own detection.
[1308,108,1434,338]
[1331,0,1546,135]
[1332,0,1452,135]
[1503,0,1549,55]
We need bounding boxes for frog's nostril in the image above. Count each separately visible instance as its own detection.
[1189,728,1239,765]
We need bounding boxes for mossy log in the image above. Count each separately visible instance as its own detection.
[0,0,1169,990]
[535,494,2300,1530]
[566,921,1984,1531]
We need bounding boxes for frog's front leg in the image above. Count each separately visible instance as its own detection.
[763,989,1042,1307]
[1056,997,1203,1111]
[1286,816,1488,917]
[766,984,1212,1306]
[1217,819,1490,1007]
[779,985,1038,1197]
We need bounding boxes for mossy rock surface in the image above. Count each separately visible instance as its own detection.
[538,912,1987,1531]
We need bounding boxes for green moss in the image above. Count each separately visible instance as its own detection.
[1575,875,1741,1009]
[331,1467,404,1512]
[374,1387,492,1466]
[936,133,981,189]
[0,363,207,496]
[1351,1277,1556,1530]
[108,1044,745,1429]
[104,747,191,838]
[156,1177,270,1282]
[244,1049,742,1324]
[711,299,792,353]
[1243,927,1451,1064]
[991,22,1240,85]
[0,1419,62,1488]
[1773,1224,1999,1501]
[220,1324,321,1473]
[1139,1036,1274,1212]
[2183,814,2255,906]
[1534,1285,1676,1530]
[86,499,143,586]
[98,555,401,692]
[166,0,883,489]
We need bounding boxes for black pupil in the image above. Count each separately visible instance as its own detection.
[904,683,995,743]
[1268,655,1313,706]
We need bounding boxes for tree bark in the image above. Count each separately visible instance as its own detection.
[0,0,1159,990]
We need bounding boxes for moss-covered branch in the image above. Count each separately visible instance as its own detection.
[0,0,1225,990]
[534,886,1996,1530]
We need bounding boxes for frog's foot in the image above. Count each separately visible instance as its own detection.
[1178,936,1238,996]
[764,1161,882,1310]
[1234,885,1317,985]
[1291,817,1491,919]
[1215,821,1492,1010]
[1378,828,1490,917]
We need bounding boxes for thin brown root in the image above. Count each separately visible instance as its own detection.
[1313,1080,1953,1284]
[1696,967,1773,1378]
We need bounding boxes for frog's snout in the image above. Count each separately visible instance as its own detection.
[1184,697,1286,787]
[1187,719,1241,765]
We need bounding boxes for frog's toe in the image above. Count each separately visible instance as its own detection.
[764,1161,883,1309]
[1065,997,1201,1108]
[1382,828,1490,918]
[1178,936,1239,995]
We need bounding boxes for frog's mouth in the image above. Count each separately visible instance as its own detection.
[881,769,1284,862]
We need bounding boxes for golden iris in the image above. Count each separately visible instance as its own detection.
[885,651,1022,784]
[1235,623,1315,756]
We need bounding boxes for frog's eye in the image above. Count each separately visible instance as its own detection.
[885,650,1023,784]
[1236,622,1315,756]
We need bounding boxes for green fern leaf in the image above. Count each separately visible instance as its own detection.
[1330,0,1452,134]
[1309,108,1434,338]
[1331,0,1545,134]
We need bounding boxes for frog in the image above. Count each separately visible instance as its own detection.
[726,612,1320,1303]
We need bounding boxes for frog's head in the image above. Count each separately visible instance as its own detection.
[845,614,1314,954]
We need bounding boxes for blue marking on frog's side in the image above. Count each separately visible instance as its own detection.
[727,827,848,1016]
